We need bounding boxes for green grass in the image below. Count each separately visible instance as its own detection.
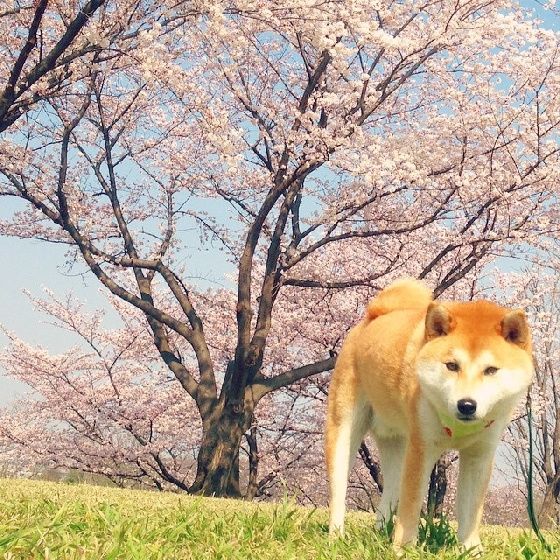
[0,478,556,559]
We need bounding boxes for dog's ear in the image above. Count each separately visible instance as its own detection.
[425,302,455,339]
[502,309,530,348]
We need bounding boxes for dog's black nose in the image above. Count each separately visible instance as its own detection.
[457,398,477,416]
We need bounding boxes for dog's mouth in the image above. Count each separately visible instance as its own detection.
[457,414,477,422]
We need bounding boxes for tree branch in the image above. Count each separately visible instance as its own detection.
[0,0,107,132]
[250,356,336,402]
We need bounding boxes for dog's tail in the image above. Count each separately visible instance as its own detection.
[366,278,433,321]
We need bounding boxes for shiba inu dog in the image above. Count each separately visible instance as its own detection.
[325,278,533,552]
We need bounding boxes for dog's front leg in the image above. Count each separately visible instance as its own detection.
[456,444,496,552]
[393,436,438,550]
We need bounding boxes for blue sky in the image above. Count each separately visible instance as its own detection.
[0,1,558,406]
[0,220,232,404]
[0,235,112,403]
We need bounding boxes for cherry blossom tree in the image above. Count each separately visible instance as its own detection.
[1,0,560,498]
[498,270,560,527]
[0,290,202,490]
[0,0,107,133]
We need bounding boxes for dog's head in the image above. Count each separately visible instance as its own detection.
[416,300,533,424]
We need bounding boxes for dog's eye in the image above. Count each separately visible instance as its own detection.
[484,366,498,376]
[445,362,459,372]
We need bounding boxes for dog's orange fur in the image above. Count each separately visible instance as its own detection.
[325,278,533,552]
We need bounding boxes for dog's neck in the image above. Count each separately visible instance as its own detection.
[437,410,495,438]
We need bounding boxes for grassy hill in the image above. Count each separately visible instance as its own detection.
[0,478,556,559]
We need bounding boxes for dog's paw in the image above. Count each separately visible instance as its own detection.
[461,536,483,557]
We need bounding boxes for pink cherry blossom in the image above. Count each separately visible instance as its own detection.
[0,0,559,501]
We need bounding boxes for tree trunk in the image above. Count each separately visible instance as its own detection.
[426,459,447,521]
[359,441,383,493]
[245,425,260,500]
[539,475,560,528]
[189,398,254,498]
